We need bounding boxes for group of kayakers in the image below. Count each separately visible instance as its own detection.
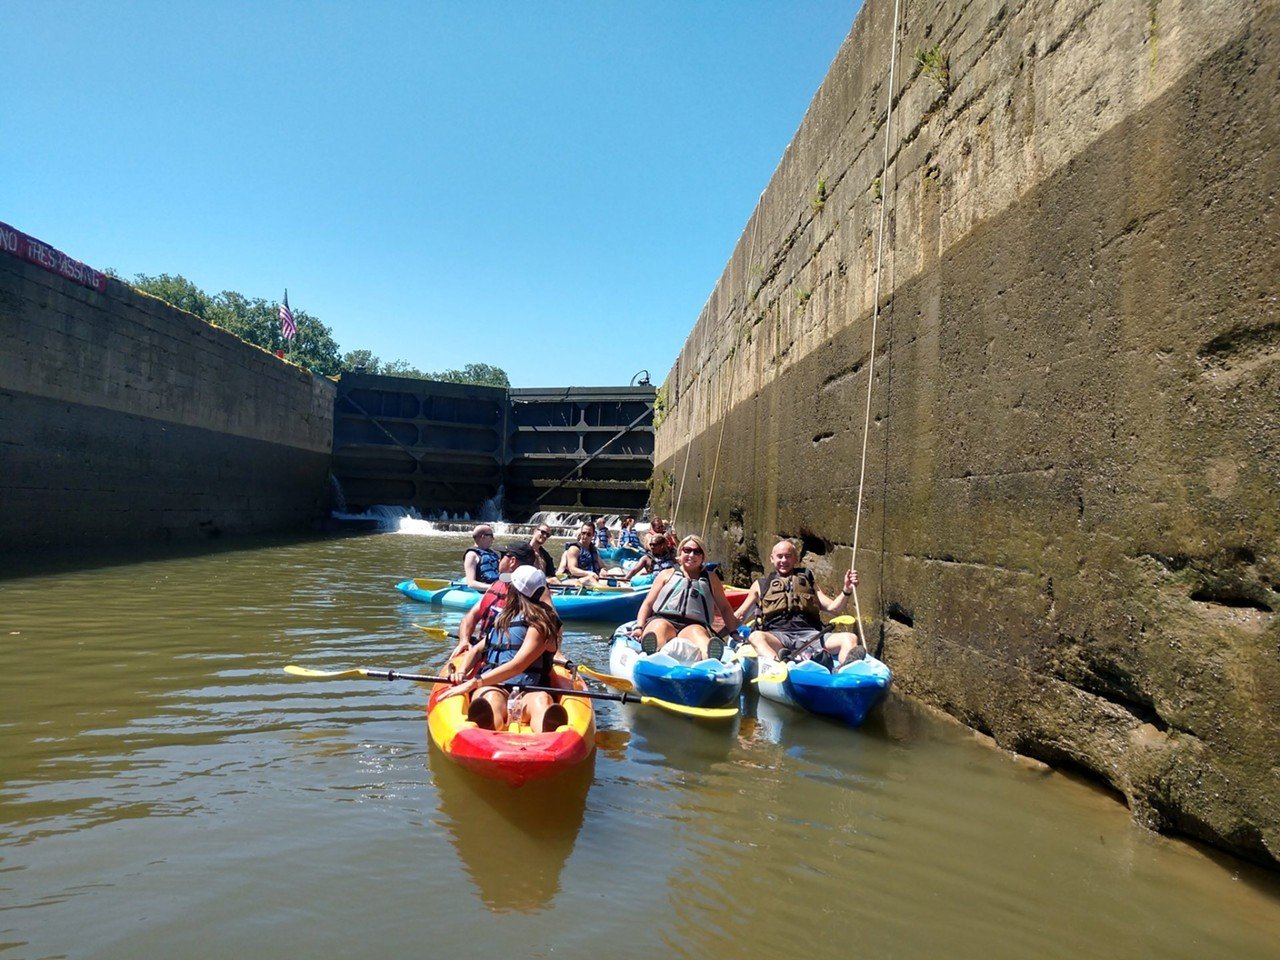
[443,519,867,735]
[461,518,680,591]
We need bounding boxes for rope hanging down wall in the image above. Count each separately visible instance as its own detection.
[847,0,902,638]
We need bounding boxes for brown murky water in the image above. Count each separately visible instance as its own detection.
[2,531,1278,959]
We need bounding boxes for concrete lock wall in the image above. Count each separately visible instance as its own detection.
[655,0,1278,865]
[1,250,336,554]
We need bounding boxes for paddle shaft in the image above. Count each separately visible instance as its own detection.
[353,668,647,705]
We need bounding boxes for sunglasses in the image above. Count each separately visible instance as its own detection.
[535,530,551,537]
[680,546,704,555]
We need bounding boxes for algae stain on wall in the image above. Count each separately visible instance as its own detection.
[654,0,1280,868]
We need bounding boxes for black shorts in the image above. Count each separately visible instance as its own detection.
[644,613,708,631]
[768,625,825,652]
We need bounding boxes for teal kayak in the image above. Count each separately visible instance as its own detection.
[598,545,644,564]
[395,579,645,622]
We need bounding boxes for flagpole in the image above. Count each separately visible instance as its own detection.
[280,288,296,362]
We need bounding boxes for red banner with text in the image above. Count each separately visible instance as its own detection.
[0,221,109,293]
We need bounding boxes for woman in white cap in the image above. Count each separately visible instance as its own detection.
[442,566,569,733]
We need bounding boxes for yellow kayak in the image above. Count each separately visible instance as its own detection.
[426,661,596,787]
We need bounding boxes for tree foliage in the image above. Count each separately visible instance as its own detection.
[433,363,510,388]
[129,273,342,375]
[126,274,506,386]
[131,273,213,317]
[337,353,509,387]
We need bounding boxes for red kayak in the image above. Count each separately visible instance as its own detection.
[425,661,596,787]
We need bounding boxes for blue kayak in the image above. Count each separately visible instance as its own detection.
[394,579,645,622]
[751,650,891,726]
[598,545,645,564]
[607,622,743,709]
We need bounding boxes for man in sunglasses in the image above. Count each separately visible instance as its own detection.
[557,522,602,585]
[527,524,558,579]
[734,539,864,667]
[448,541,552,670]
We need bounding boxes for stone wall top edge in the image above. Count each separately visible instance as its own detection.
[2,252,334,454]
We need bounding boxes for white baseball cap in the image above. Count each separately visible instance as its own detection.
[508,565,547,599]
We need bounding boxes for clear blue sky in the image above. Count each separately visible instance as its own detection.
[5,1,861,388]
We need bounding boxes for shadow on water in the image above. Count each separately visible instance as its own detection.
[428,748,595,914]
[0,529,371,583]
[607,699,743,777]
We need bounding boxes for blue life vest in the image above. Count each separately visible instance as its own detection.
[620,528,643,550]
[575,544,599,574]
[648,550,677,573]
[482,616,554,688]
[466,546,501,583]
[595,526,610,548]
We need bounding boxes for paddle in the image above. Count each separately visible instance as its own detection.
[753,671,788,684]
[739,645,788,685]
[747,614,863,682]
[412,578,453,591]
[548,580,636,594]
[577,664,635,692]
[282,665,738,719]
[413,622,450,640]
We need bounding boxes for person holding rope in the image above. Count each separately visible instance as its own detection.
[734,539,865,668]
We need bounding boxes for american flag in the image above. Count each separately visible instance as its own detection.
[279,290,296,341]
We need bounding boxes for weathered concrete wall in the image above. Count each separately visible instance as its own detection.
[1,249,335,554]
[656,0,1279,866]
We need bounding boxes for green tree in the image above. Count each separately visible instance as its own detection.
[431,362,510,387]
[339,355,509,387]
[126,272,500,384]
[130,273,212,318]
[130,275,342,375]
[383,358,430,378]
[341,349,382,374]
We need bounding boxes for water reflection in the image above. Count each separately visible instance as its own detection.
[429,748,594,914]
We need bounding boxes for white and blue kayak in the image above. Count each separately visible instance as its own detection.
[747,649,891,727]
[607,621,743,709]
[395,578,645,622]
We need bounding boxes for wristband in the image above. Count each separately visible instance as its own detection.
[842,589,852,595]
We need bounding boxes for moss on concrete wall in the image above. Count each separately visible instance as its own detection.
[656,0,1279,866]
